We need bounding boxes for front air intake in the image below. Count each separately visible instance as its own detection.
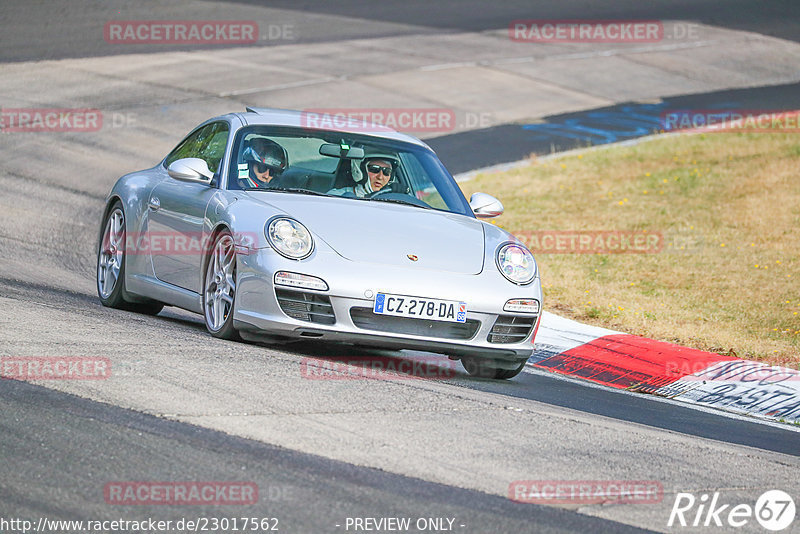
[487,315,536,344]
[275,288,335,325]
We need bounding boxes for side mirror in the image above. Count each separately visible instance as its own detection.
[167,158,214,184]
[469,192,504,219]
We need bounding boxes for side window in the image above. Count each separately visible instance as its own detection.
[164,122,230,173]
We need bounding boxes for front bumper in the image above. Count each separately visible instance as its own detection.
[233,248,542,362]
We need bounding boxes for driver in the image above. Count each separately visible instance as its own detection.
[328,153,401,197]
[238,137,288,189]
[360,157,395,195]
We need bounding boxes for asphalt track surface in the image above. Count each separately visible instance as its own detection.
[2,1,800,533]
[430,81,800,173]
[3,0,799,62]
[1,379,643,534]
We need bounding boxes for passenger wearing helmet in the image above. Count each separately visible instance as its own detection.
[238,137,288,189]
[327,153,403,197]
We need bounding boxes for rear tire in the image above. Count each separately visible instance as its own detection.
[461,357,527,380]
[97,201,163,315]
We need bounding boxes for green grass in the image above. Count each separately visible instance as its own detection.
[460,133,800,367]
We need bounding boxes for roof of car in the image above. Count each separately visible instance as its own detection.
[238,107,430,148]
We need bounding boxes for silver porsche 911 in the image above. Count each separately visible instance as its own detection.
[97,108,542,379]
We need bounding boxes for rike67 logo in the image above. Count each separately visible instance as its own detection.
[669,490,795,531]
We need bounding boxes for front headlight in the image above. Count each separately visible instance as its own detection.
[266,217,313,259]
[496,243,536,285]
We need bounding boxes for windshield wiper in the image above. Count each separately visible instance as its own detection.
[368,197,432,210]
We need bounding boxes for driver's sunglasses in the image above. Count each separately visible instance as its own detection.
[254,163,273,174]
[367,164,392,176]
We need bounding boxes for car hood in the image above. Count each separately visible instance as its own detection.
[242,192,485,274]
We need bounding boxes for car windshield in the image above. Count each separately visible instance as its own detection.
[227,126,473,217]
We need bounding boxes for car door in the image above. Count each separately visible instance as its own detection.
[147,121,230,293]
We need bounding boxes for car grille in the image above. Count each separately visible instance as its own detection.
[275,288,335,325]
[487,315,537,344]
[349,307,480,340]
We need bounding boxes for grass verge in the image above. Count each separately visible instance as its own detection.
[460,132,800,367]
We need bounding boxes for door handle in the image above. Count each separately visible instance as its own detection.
[148,197,161,210]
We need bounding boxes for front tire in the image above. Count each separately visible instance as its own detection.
[97,201,163,315]
[461,357,527,380]
[203,230,240,340]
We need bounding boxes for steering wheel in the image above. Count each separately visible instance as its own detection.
[364,190,431,208]
[365,188,394,199]
[365,180,411,198]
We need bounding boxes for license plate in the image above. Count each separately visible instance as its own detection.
[373,293,467,323]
